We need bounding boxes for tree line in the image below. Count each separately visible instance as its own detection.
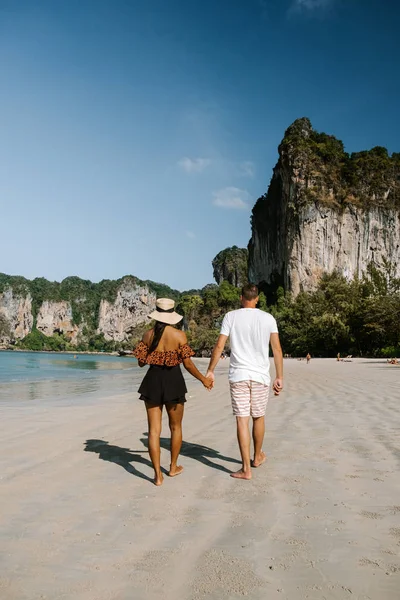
[3,266,399,357]
[175,266,400,358]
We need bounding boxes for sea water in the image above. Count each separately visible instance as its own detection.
[0,351,141,402]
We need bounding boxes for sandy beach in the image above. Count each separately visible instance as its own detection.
[1,358,399,600]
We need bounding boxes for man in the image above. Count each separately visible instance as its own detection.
[206,284,283,480]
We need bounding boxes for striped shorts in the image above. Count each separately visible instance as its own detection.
[229,380,269,418]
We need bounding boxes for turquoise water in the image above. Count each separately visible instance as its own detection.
[0,351,141,402]
[0,351,137,383]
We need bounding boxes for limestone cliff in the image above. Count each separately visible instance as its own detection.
[36,301,82,343]
[212,246,248,287]
[97,281,156,342]
[0,274,172,347]
[0,287,33,342]
[249,118,400,296]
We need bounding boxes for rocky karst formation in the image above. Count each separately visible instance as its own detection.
[97,282,156,342]
[248,118,400,297]
[212,246,248,287]
[36,301,81,343]
[0,287,33,342]
[0,274,165,346]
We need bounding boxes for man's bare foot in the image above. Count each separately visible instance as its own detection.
[154,473,164,486]
[168,465,184,477]
[252,451,267,468]
[230,469,252,480]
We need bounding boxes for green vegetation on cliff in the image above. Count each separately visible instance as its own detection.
[18,330,70,352]
[253,117,400,219]
[0,272,180,332]
[212,246,248,287]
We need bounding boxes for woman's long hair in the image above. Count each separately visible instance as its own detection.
[148,321,168,353]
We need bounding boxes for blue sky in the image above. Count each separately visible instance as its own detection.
[1,0,399,291]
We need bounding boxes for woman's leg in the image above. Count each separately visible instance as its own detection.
[165,402,184,477]
[145,402,163,486]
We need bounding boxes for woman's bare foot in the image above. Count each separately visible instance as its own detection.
[230,469,252,480]
[154,473,164,486]
[252,451,267,468]
[169,465,184,477]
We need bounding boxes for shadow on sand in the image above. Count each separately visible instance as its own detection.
[140,433,241,474]
[84,439,155,483]
[84,436,241,480]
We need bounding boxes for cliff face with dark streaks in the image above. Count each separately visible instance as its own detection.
[0,274,179,347]
[248,118,400,296]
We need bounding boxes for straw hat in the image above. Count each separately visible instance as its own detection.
[148,298,183,325]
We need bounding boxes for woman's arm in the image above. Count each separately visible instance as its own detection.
[178,331,213,389]
[135,329,153,368]
[182,357,212,388]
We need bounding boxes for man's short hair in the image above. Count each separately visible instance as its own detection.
[241,283,259,301]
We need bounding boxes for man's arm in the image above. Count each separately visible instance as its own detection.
[270,332,283,395]
[206,334,228,380]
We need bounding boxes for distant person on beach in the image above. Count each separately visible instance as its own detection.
[306,353,311,364]
[206,284,283,480]
[133,298,213,486]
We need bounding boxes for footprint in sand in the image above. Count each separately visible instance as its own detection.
[360,510,383,520]
[285,537,307,548]
[359,557,382,568]
[389,527,400,538]
[386,564,400,574]
[387,506,400,515]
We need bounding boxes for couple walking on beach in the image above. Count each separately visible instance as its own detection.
[133,284,283,486]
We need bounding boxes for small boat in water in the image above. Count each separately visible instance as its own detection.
[118,350,134,357]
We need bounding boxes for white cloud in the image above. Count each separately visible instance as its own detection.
[178,157,211,173]
[239,161,255,178]
[185,230,196,239]
[212,187,250,210]
[289,0,333,13]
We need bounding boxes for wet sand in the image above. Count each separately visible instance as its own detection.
[1,359,399,599]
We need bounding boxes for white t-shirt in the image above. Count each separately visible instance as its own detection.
[220,308,279,386]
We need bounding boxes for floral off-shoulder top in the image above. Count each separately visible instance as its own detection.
[133,341,195,367]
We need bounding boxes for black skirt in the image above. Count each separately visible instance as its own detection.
[138,365,187,405]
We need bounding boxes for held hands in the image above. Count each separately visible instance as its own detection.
[273,378,283,396]
[203,371,215,391]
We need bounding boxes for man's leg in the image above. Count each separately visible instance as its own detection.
[231,416,252,479]
[250,382,269,467]
[252,416,266,467]
[229,381,252,480]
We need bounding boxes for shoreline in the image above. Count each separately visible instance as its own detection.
[0,348,120,356]
[1,348,398,363]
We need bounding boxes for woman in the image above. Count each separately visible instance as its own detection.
[134,298,213,486]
